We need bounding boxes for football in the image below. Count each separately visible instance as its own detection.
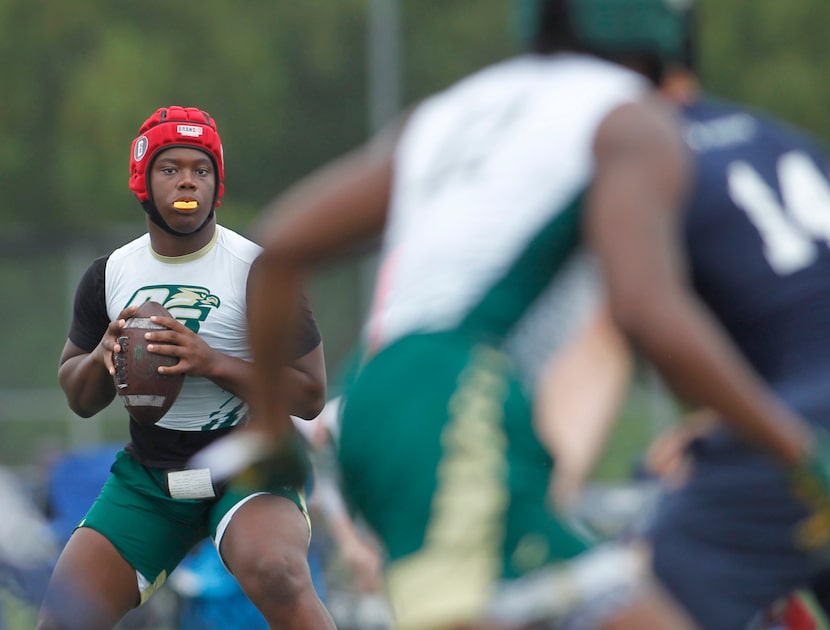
[112,301,184,426]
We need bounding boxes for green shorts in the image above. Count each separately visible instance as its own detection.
[338,332,590,630]
[79,449,307,602]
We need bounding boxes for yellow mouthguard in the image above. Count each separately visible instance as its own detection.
[173,201,198,210]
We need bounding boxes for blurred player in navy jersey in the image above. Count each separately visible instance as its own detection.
[537,9,830,627]
[643,17,830,628]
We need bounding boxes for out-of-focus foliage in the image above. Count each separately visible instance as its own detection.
[698,0,830,144]
[0,0,512,393]
[2,0,828,232]
[0,0,509,232]
[1,0,829,476]
[2,0,829,391]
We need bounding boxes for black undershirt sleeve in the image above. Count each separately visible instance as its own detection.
[291,292,323,359]
[67,256,111,352]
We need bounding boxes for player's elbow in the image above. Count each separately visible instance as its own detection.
[58,375,96,419]
[285,343,327,420]
[59,371,115,419]
[608,289,672,351]
[62,392,106,419]
[609,287,690,366]
[292,380,327,420]
[71,405,98,419]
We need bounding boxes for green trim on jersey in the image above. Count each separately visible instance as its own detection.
[459,191,584,341]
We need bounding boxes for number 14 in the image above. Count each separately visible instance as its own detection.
[728,151,830,275]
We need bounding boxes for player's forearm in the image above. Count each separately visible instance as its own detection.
[616,289,810,467]
[204,353,255,402]
[536,307,633,508]
[58,353,117,418]
[202,348,325,418]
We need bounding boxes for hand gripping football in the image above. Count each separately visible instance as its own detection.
[112,301,184,426]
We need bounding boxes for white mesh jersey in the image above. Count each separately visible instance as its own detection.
[105,225,259,431]
[364,54,648,376]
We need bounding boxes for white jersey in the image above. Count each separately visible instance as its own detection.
[364,54,648,374]
[105,225,259,431]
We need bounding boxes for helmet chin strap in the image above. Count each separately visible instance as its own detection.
[141,199,215,237]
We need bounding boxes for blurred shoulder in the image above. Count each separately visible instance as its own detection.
[595,92,687,157]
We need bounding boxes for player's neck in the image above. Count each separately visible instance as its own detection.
[660,70,700,107]
[148,219,218,258]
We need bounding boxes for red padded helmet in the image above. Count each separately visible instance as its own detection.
[129,106,225,209]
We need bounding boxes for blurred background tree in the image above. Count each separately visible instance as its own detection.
[1,0,828,466]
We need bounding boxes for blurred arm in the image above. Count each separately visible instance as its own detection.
[535,303,633,511]
[245,121,402,436]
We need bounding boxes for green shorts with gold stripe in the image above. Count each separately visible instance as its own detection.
[338,332,590,630]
